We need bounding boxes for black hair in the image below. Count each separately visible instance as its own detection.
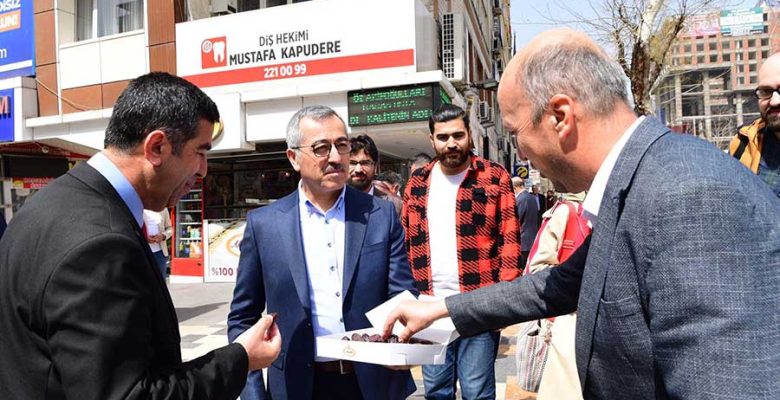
[104,72,220,155]
[428,104,469,134]
[411,152,432,165]
[380,170,401,185]
[350,134,379,164]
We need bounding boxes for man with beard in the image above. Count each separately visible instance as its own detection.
[348,134,403,215]
[402,104,521,399]
[385,29,779,399]
[729,53,780,197]
[228,106,417,400]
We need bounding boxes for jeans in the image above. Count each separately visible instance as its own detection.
[152,250,168,279]
[422,330,501,400]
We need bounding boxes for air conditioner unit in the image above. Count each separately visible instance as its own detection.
[441,13,466,83]
[210,0,237,15]
[478,101,493,122]
[493,0,503,15]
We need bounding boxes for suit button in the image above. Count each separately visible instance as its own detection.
[335,291,340,297]
[307,363,312,368]
[330,266,335,272]
[307,322,312,327]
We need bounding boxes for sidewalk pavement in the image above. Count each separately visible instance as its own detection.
[170,282,534,400]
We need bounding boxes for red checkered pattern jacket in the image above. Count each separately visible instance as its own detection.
[401,156,522,295]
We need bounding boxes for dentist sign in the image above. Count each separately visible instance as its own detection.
[176,0,417,88]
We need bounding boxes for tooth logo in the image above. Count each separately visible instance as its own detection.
[201,37,227,69]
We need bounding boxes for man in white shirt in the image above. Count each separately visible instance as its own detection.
[384,29,780,399]
[228,105,417,400]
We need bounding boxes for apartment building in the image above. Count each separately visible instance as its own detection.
[655,4,780,149]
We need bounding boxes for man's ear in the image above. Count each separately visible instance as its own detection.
[143,130,169,167]
[547,94,575,141]
[286,148,301,172]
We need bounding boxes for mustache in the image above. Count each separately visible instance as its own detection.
[324,164,344,174]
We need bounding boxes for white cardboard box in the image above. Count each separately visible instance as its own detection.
[315,291,460,366]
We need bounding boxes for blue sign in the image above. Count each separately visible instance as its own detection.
[0,0,36,79]
[0,88,13,142]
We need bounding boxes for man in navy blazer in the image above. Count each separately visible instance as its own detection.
[228,105,417,400]
[384,29,779,399]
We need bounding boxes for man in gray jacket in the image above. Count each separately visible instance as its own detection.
[384,29,780,399]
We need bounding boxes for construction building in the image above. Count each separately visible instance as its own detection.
[655,3,780,149]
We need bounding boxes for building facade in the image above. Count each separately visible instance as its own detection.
[1,0,513,281]
[655,4,780,149]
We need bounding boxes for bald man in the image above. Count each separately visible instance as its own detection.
[384,29,780,399]
[729,53,780,198]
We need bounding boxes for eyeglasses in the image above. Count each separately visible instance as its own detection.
[292,140,352,158]
[755,87,780,100]
[349,160,375,169]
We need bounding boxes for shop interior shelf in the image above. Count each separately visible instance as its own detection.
[178,238,202,241]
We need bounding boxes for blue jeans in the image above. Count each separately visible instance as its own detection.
[422,330,501,400]
[152,250,168,279]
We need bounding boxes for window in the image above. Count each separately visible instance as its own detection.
[736,40,742,49]
[748,39,756,47]
[750,75,757,84]
[723,53,731,62]
[737,52,743,61]
[683,56,692,64]
[749,64,757,72]
[763,50,770,59]
[737,76,745,86]
[761,38,769,46]
[697,55,705,63]
[710,54,718,63]
[76,0,144,41]
[722,41,731,50]
[749,51,756,60]
[684,44,691,53]
[709,42,717,51]
[696,43,704,52]
[764,26,769,33]
[737,65,744,73]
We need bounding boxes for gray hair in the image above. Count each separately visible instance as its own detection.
[285,105,346,148]
[511,176,525,188]
[521,43,630,125]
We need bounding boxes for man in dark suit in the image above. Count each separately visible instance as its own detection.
[228,105,417,400]
[512,176,539,268]
[0,72,281,399]
[384,29,780,399]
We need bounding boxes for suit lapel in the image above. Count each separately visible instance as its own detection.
[575,117,670,387]
[342,187,370,299]
[274,191,312,312]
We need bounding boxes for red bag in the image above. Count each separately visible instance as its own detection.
[524,200,591,275]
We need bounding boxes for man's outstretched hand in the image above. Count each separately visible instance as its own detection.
[234,314,282,371]
[382,299,449,342]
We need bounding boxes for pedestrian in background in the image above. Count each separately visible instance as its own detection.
[143,208,172,280]
[516,191,587,399]
[512,176,539,268]
[729,52,780,197]
[0,72,280,399]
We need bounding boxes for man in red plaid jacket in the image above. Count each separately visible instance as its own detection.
[402,104,522,399]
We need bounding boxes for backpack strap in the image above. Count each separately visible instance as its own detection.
[732,133,749,161]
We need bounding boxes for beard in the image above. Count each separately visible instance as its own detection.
[348,173,372,192]
[762,107,780,132]
[437,147,470,170]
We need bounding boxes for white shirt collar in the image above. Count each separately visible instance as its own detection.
[582,116,644,223]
